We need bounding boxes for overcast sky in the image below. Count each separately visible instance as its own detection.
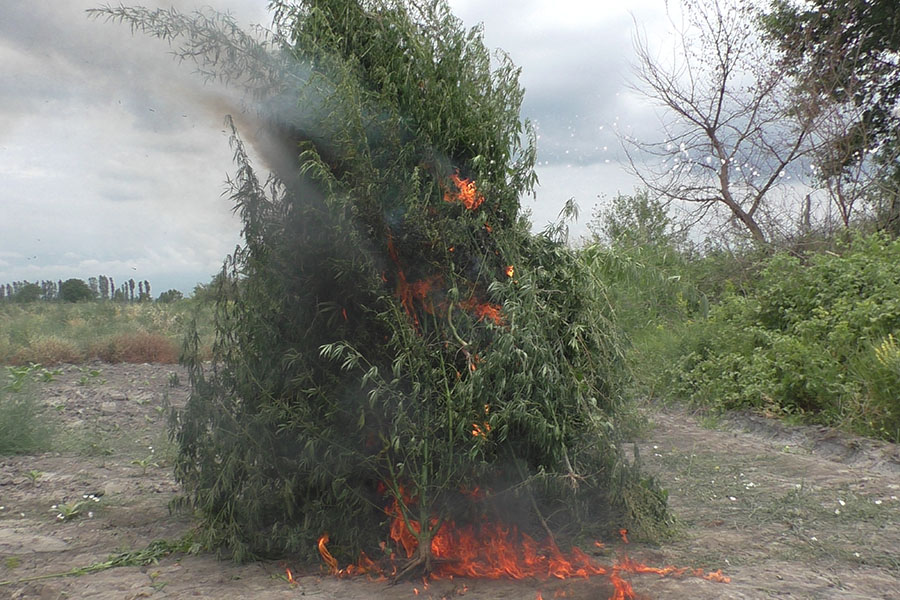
[1,0,668,295]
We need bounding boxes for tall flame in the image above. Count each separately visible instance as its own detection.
[317,533,339,575]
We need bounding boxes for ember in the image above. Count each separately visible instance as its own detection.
[470,422,490,437]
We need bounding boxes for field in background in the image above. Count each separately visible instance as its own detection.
[1,362,897,598]
[0,301,213,366]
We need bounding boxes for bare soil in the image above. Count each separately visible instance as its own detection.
[1,363,898,599]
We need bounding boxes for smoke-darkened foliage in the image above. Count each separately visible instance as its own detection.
[94,0,670,566]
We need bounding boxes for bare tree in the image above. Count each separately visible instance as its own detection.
[622,0,823,244]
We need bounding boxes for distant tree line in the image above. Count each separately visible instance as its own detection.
[0,276,184,303]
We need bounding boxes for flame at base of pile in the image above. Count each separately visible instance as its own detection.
[314,495,729,600]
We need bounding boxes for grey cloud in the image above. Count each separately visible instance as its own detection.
[0,1,265,137]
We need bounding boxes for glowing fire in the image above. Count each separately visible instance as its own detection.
[460,298,505,326]
[384,173,512,333]
[315,491,730,600]
[444,173,484,210]
[317,533,339,575]
[472,404,492,438]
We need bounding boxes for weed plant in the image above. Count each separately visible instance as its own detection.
[662,232,900,441]
[0,370,53,454]
[97,0,673,568]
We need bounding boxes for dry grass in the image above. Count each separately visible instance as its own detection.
[90,331,179,364]
[12,336,84,366]
[0,301,212,366]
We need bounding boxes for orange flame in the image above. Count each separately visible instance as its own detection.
[608,572,636,600]
[386,233,445,327]
[444,173,484,210]
[505,265,515,278]
[320,483,729,600]
[471,422,491,438]
[317,534,339,575]
[318,507,730,599]
[285,567,296,584]
[460,298,505,326]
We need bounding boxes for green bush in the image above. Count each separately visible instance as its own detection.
[157,289,184,303]
[0,369,54,454]
[666,232,900,440]
[585,191,709,401]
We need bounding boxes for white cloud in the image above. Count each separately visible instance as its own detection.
[1,0,668,292]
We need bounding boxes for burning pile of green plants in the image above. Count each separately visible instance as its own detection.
[94,0,670,571]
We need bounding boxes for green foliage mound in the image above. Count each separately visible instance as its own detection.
[97,0,670,567]
[669,233,900,440]
[1,367,54,454]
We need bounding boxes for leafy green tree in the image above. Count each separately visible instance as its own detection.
[157,289,184,303]
[58,278,96,303]
[12,282,42,303]
[762,0,900,232]
[96,0,669,569]
[589,189,686,250]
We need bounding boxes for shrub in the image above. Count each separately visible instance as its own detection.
[12,283,42,303]
[91,331,179,364]
[58,278,96,303]
[848,334,900,440]
[11,336,84,366]
[0,375,53,454]
[157,289,184,303]
[666,232,900,440]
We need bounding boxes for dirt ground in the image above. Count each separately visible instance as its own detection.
[1,362,898,599]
